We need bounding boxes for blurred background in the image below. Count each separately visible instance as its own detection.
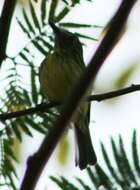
[1,0,140,189]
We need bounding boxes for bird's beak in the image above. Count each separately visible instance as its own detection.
[49,21,61,35]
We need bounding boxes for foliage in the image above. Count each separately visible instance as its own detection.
[114,62,139,88]
[0,0,99,189]
[1,0,137,189]
[51,130,140,190]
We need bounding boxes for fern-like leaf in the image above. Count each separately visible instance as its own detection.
[100,142,123,187]
[29,1,41,32]
[119,135,137,185]
[41,0,47,26]
[132,129,140,178]
[48,0,58,22]
[87,167,100,188]
[55,6,70,22]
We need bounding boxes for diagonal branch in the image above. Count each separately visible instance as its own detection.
[0,84,140,121]
[0,0,17,65]
[20,1,137,190]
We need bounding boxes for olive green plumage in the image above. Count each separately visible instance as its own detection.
[39,22,97,169]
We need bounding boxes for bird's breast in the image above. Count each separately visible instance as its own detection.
[39,52,84,101]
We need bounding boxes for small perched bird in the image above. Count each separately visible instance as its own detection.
[39,22,97,169]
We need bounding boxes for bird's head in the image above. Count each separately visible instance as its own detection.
[49,21,83,56]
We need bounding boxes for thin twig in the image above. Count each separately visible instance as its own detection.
[0,84,140,121]
[87,84,140,101]
[0,0,17,65]
[20,1,137,190]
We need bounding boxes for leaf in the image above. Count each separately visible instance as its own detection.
[17,18,31,39]
[114,63,138,88]
[57,134,70,166]
[8,175,17,190]
[62,0,69,5]
[100,142,123,187]
[87,167,99,188]
[29,1,41,32]
[32,40,48,56]
[22,8,35,34]
[76,178,91,190]
[49,0,58,22]
[132,129,140,178]
[25,117,46,134]
[51,129,140,190]
[5,125,12,137]
[55,7,70,22]
[59,22,101,28]
[50,176,66,190]
[38,37,53,50]
[50,176,80,190]
[119,135,137,184]
[18,47,33,64]
[24,47,30,53]
[19,52,32,64]
[133,187,140,190]
[41,0,47,25]
[4,157,17,178]
[6,74,14,79]
[0,138,18,189]
[17,118,33,137]
[3,139,17,161]
[11,121,22,142]
[31,66,38,104]
[71,0,80,6]
[17,19,48,56]
[111,138,130,187]
[95,164,113,189]
[61,176,79,190]
[75,32,98,41]
[23,89,32,106]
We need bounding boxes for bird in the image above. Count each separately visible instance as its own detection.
[39,21,97,169]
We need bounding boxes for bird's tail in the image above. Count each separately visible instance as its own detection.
[74,107,97,169]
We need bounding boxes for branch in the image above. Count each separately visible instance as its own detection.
[0,0,17,65]
[0,101,60,121]
[20,1,137,190]
[0,84,140,121]
[87,84,140,101]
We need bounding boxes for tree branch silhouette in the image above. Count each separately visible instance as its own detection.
[0,0,16,65]
[20,0,137,190]
[0,84,140,121]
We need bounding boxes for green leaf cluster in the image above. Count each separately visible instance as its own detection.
[0,0,100,189]
[51,130,140,190]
